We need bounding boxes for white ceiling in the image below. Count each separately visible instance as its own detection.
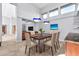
[11,3,50,9]
[11,3,63,10]
[11,3,66,14]
[30,3,50,9]
[30,3,64,10]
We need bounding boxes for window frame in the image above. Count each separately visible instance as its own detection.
[60,3,76,14]
[77,4,79,11]
[42,13,48,19]
[49,8,59,17]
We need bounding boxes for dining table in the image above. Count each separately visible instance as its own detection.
[30,33,52,53]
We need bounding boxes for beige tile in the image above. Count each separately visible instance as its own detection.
[1,34,65,56]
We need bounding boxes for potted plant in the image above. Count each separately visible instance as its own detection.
[39,28,45,35]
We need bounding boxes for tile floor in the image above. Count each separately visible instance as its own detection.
[0,34,65,56]
[0,41,65,56]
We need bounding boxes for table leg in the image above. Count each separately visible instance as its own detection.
[36,45,38,52]
[38,40,48,53]
[43,44,45,52]
[38,40,43,53]
[0,42,1,46]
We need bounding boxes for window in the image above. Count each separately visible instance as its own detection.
[61,4,75,14]
[42,13,48,19]
[77,4,79,11]
[49,8,58,17]
[2,3,16,17]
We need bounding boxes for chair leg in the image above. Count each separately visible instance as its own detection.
[54,44,56,52]
[36,45,38,52]
[56,42,59,49]
[28,48,30,56]
[46,38,47,41]
[43,45,45,52]
[55,43,57,52]
[57,41,60,49]
[55,41,60,52]
[25,45,27,54]
[25,46,30,56]
[51,47,54,56]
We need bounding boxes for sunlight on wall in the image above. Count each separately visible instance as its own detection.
[2,3,16,41]
[2,3,16,34]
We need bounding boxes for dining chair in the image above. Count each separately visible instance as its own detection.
[44,31,60,55]
[30,31,35,35]
[50,30,60,51]
[30,31,38,43]
[35,31,38,34]
[55,32,60,51]
[30,31,36,41]
[44,37,51,42]
[25,32,37,56]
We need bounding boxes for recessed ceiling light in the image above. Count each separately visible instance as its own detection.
[44,23,49,24]
[34,20,40,22]
[44,21,50,24]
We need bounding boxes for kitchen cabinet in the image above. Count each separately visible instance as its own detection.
[65,41,79,56]
[65,33,79,56]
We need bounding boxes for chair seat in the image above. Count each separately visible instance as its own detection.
[31,39,38,44]
[29,41,36,47]
[44,40,52,46]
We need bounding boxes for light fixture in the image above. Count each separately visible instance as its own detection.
[44,23,49,24]
[44,21,50,24]
[33,18,41,22]
[34,20,40,22]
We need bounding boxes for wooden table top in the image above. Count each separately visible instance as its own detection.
[31,33,52,40]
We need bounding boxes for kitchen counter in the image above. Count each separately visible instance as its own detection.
[65,33,79,56]
[65,40,79,45]
[65,33,79,42]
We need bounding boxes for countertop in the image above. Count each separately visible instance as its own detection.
[65,33,79,44]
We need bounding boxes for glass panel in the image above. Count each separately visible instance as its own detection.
[49,10,58,17]
[77,4,79,11]
[61,4,75,14]
[43,14,48,19]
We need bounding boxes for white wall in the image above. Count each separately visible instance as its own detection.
[51,16,74,41]
[15,3,41,42]
[16,17,22,42]
[17,19,40,42]
[41,3,67,14]
[2,3,16,34]
[72,11,79,33]
[42,12,79,41]
[34,23,40,31]
[17,3,41,20]
[22,21,40,32]
[40,3,79,41]
[22,21,34,31]
[0,4,2,43]
[2,3,16,17]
